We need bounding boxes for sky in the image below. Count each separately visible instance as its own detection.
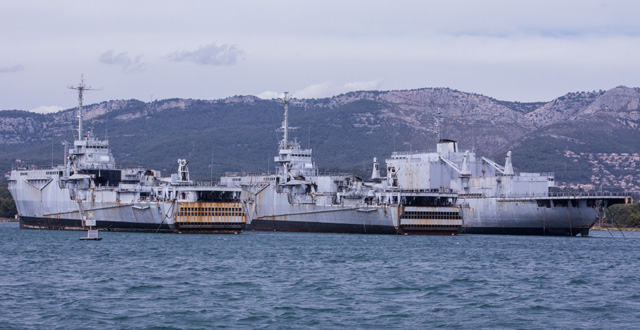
[1,0,640,113]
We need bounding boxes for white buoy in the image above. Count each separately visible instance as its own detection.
[80,218,102,241]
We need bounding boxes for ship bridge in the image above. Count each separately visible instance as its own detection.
[67,134,116,170]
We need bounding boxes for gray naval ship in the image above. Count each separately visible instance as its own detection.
[222,93,466,235]
[8,78,246,233]
[385,140,631,236]
[222,93,631,236]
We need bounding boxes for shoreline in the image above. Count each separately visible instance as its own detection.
[591,226,640,232]
[0,218,17,222]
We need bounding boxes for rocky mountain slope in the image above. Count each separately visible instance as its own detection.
[1,86,639,190]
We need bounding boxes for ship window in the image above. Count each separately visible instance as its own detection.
[536,200,551,208]
[554,200,568,207]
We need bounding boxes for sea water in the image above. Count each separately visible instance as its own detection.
[1,222,639,330]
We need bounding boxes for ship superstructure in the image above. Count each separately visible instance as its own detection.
[8,78,246,233]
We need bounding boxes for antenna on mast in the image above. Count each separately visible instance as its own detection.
[435,108,442,142]
[282,92,290,149]
[276,92,299,150]
[68,74,101,141]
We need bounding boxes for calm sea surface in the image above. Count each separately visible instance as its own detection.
[1,222,639,330]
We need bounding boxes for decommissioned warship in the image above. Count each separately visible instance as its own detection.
[222,93,632,236]
[222,93,466,235]
[8,78,246,233]
[385,140,631,235]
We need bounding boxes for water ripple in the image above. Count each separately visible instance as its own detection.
[1,223,640,329]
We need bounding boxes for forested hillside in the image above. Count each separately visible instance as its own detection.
[0,183,16,219]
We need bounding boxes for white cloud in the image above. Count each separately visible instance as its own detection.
[30,105,64,114]
[165,43,244,66]
[293,82,336,99]
[343,79,384,92]
[99,50,145,73]
[257,91,284,100]
[0,65,24,73]
[285,80,384,99]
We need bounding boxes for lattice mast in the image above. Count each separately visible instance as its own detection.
[277,92,298,150]
[68,74,100,141]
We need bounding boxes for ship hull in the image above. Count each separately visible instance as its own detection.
[247,218,460,235]
[246,205,401,235]
[462,226,587,236]
[459,196,628,236]
[247,219,398,234]
[19,216,175,232]
[243,186,462,235]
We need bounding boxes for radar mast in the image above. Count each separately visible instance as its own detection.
[435,108,442,142]
[276,92,298,150]
[68,74,100,141]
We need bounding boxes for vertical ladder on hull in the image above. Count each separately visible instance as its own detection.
[76,198,86,228]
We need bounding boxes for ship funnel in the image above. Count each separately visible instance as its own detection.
[436,139,458,155]
[504,151,514,176]
[371,157,381,180]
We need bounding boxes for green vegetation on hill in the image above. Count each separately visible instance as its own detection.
[0,183,17,219]
[606,203,640,228]
[507,123,639,189]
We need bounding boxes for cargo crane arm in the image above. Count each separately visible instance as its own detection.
[440,152,471,176]
[482,157,505,174]
[439,157,462,174]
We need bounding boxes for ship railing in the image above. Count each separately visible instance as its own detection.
[166,180,223,187]
[223,172,274,177]
[192,181,221,187]
[316,172,355,178]
[12,164,67,171]
[12,162,130,171]
[496,193,547,199]
[223,171,360,179]
[386,188,456,194]
[495,172,522,177]
[546,191,633,197]
[495,172,555,177]
[494,191,633,199]
[391,149,437,156]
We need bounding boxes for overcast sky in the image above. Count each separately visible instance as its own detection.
[2,0,640,113]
